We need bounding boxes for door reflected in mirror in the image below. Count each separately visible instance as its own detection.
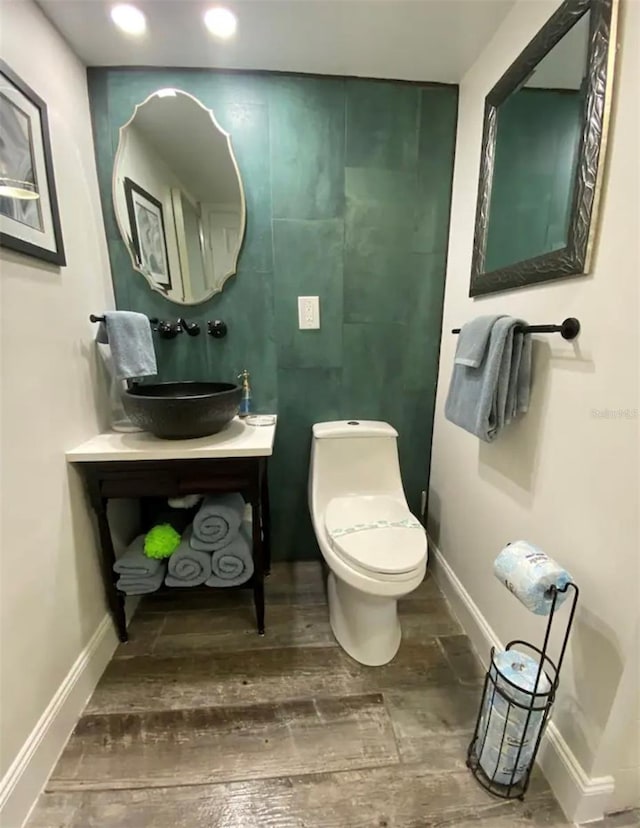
[485,12,590,274]
[113,89,245,304]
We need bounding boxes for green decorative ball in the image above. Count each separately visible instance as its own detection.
[144,524,181,559]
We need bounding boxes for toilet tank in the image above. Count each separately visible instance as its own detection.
[309,420,405,517]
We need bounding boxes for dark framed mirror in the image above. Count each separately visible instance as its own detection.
[470,0,618,297]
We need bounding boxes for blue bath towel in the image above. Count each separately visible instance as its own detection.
[505,328,532,422]
[96,311,157,380]
[190,493,245,551]
[445,316,532,441]
[165,528,212,588]
[205,524,254,587]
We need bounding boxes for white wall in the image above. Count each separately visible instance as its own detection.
[429,0,639,817]
[0,2,132,824]
[590,618,640,812]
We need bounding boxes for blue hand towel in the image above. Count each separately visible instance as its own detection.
[190,493,245,551]
[445,316,532,442]
[205,523,254,587]
[454,315,504,367]
[96,311,157,381]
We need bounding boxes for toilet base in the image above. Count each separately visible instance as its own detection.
[327,572,402,666]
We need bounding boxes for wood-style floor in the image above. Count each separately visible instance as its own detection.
[28,563,638,827]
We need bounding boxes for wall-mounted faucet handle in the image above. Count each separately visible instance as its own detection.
[156,320,181,339]
[177,318,200,336]
[207,320,228,339]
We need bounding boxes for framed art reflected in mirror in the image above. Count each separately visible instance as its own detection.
[470,0,618,297]
[0,60,66,266]
[124,177,172,293]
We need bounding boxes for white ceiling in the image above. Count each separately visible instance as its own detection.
[37,0,516,83]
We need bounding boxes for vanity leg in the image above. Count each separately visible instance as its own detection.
[87,484,128,643]
[254,577,265,637]
[250,493,265,636]
[261,459,271,576]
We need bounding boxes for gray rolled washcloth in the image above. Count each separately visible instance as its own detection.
[165,528,212,588]
[114,534,166,595]
[190,493,245,551]
[206,523,254,588]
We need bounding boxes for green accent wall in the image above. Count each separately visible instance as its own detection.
[486,88,583,273]
[87,69,457,561]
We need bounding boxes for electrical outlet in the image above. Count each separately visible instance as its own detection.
[298,296,320,329]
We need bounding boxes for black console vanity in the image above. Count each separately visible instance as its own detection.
[67,418,276,642]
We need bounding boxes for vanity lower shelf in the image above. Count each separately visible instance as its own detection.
[67,423,276,643]
[119,576,261,601]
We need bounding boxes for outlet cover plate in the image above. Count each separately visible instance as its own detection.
[298,296,320,329]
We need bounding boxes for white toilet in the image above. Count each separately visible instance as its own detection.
[308,420,428,666]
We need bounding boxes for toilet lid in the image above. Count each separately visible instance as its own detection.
[325,495,426,575]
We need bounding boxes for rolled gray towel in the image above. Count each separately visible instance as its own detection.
[117,564,166,595]
[206,524,254,587]
[165,528,212,588]
[191,493,245,551]
[113,535,162,577]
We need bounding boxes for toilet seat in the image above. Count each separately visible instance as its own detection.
[325,495,426,577]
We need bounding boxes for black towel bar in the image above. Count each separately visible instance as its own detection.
[90,314,158,324]
[451,317,580,341]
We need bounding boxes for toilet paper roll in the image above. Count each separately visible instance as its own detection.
[494,540,573,615]
[491,649,551,706]
[480,649,550,724]
[477,650,551,786]
[478,743,531,786]
[479,703,541,753]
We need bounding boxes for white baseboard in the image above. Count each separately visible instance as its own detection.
[0,614,119,828]
[428,536,615,826]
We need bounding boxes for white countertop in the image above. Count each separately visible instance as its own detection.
[66,417,277,463]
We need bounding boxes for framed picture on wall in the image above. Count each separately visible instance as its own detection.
[123,177,172,291]
[0,60,66,266]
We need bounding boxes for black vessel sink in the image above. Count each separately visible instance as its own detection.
[123,382,242,439]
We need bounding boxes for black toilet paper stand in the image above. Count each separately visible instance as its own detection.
[466,581,579,800]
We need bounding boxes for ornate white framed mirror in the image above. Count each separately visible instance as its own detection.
[113,89,246,305]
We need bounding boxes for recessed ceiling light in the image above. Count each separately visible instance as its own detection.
[204,7,237,39]
[110,4,147,36]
